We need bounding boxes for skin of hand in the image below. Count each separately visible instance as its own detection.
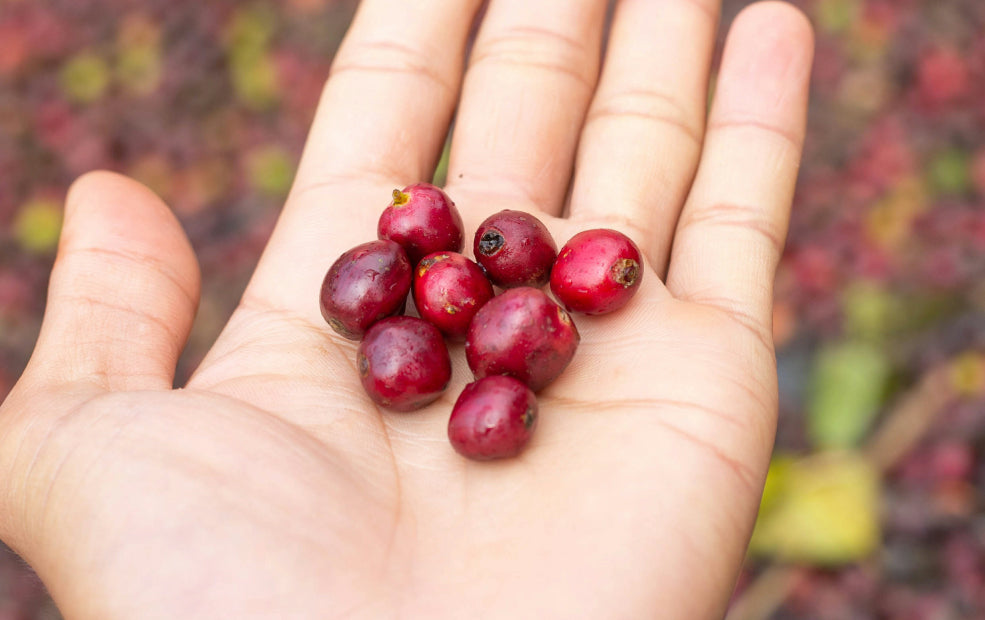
[0,1,813,618]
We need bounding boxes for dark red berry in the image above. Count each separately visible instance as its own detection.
[378,183,464,265]
[357,317,451,412]
[413,252,494,340]
[466,287,579,392]
[550,229,644,315]
[473,210,557,288]
[320,240,411,340]
[448,376,538,461]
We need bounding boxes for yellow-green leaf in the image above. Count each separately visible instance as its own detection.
[246,145,295,197]
[60,52,111,104]
[808,341,891,449]
[750,453,880,565]
[14,198,63,254]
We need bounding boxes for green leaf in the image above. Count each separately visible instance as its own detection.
[808,341,891,449]
[815,0,860,35]
[14,198,63,254]
[928,148,972,197]
[60,52,111,104]
[247,145,295,197]
[230,50,279,110]
[842,282,902,342]
[750,453,880,565]
[432,138,452,187]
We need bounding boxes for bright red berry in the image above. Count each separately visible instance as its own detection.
[473,210,557,288]
[448,376,538,461]
[378,183,464,265]
[466,287,579,392]
[319,240,411,340]
[413,252,494,340]
[550,229,644,315]
[357,317,451,412]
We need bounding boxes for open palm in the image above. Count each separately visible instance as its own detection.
[0,1,813,618]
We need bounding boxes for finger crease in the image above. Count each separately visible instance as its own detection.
[586,89,702,146]
[55,294,186,347]
[680,203,785,257]
[58,245,198,309]
[469,26,596,92]
[330,39,456,95]
[708,117,802,151]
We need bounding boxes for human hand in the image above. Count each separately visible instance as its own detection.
[0,0,813,617]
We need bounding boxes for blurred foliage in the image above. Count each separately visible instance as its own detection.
[1,0,985,617]
[751,453,881,564]
[808,341,891,450]
[13,198,63,255]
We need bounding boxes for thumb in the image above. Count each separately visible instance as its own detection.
[26,171,201,392]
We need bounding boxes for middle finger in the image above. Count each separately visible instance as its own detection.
[445,0,609,216]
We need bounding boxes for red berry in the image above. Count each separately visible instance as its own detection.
[378,183,464,265]
[474,210,557,288]
[448,376,538,461]
[550,229,644,315]
[413,252,494,340]
[357,317,451,412]
[466,287,579,392]
[319,240,411,340]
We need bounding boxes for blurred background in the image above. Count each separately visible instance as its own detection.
[1,0,984,618]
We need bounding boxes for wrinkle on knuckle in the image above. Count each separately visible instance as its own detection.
[469,26,596,91]
[680,202,786,257]
[55,293,185,349]
[58,245,199,310]
[329,39,454,95]
[708,116,803,152]
[586,88,702,146]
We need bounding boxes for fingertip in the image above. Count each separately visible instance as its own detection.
[717,1,815,119]
[62,170,201,295]
[731,1,814,48]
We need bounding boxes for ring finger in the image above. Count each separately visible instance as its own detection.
[567,0,720,273]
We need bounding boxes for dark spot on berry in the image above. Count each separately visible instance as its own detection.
[358,353,370,377]
[523,405,537,429]
[478,229,505,256]
[328,317,354,339]
[417,256,439,277]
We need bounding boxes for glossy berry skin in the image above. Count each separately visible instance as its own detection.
[320,240,411,340]
[357,317,452,412]
[413,252,494,341]
[378,183,464,266]
[473,210,558,288]
[550,229,644,315]
[448,376,538,461]
[466,287,579,392]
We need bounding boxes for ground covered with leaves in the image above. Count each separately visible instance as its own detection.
[1,1,984,618]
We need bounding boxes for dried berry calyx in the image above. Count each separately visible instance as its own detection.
[391,189,411,207]
[613,258,640,287]
[378,183,464,265]
[478,229,505,256]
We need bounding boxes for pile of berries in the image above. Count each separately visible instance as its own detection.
[319,183,643,461]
